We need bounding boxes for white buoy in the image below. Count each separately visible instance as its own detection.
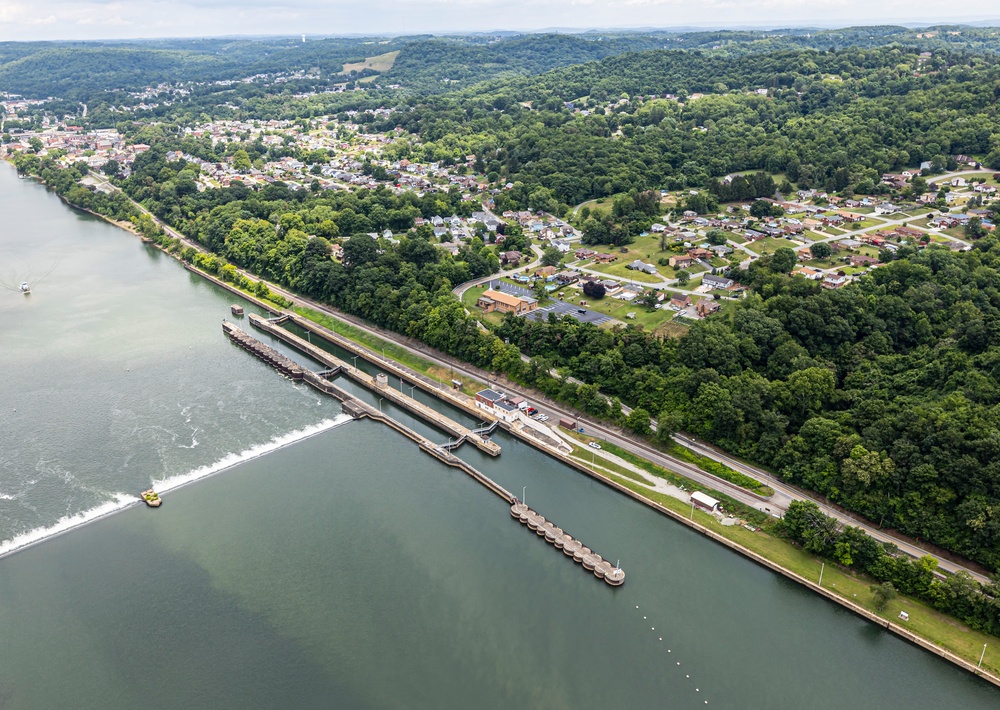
[686,675,689,678]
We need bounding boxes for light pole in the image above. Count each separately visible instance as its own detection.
[818,562,825,587]
[352,355,359,370]
[408,384,417,398]
[378,397,383,414]
[979,643,988,670]
[690,501,695,521]
[522,486,526,507]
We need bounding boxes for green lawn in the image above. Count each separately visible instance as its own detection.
[578,293,678,330]
[586,259,665,283]
[745,237,799,256]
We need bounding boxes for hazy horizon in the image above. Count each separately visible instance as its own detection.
[0,1,998,43]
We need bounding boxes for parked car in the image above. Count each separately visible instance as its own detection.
[526,407,537,415]
[588,442,602,450]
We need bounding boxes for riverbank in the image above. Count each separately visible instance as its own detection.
[14,158,1000,687]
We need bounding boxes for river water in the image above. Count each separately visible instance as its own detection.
[0,166,997,709]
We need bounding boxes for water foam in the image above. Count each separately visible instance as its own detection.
[152,414,351,493]
[0,492,136,559]
[0,415,353,560]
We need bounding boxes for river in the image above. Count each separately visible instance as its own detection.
[0,165,997,709]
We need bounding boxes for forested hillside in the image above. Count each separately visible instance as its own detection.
[385,47,1000,206]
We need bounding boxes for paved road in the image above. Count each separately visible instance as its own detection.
[100,174,992,583]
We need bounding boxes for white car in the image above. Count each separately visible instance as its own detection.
[538,415,549,422]
[588,442,602,450]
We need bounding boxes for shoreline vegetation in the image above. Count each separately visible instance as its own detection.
[8,158,1000,688]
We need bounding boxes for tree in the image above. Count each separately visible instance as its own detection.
[706,229,728,246]
[770,247,797,274]
[101,159,120,177]
[965,217,984,240]
[810,242,832,259]
[232,149,252,173]
[750,199,773,218]
[541,246,563,267]
[870,582,897,612]
[676,270,691,286]
[582,280,606,299]
[625,407,652,436]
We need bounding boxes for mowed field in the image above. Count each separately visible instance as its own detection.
[341,51,400,74]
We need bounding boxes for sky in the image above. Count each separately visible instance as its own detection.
[0,0,997,41]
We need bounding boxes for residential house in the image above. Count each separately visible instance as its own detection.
[500,251,523,267]
[696,300,721,317]
[822,272,848,289]
[850,254,880,267]
[702,274,735,290]
[794,266,823,280]
[669,294,692,310]
[668,255,695,269]
[627,260,658,275]
[555,270,580,285]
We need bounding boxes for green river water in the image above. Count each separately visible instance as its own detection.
[0,165,997,709]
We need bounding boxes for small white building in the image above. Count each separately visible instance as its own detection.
[690,491,720,513]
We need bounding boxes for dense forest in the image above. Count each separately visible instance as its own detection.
[383,47,1000,208]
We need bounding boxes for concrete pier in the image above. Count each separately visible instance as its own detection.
[510,501,624,586]
[249,314,501,457]
[224,320,623,588]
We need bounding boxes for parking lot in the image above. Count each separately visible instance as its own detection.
[524,300,613,325]
[490,280,535,300]
[489,279,613,325]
